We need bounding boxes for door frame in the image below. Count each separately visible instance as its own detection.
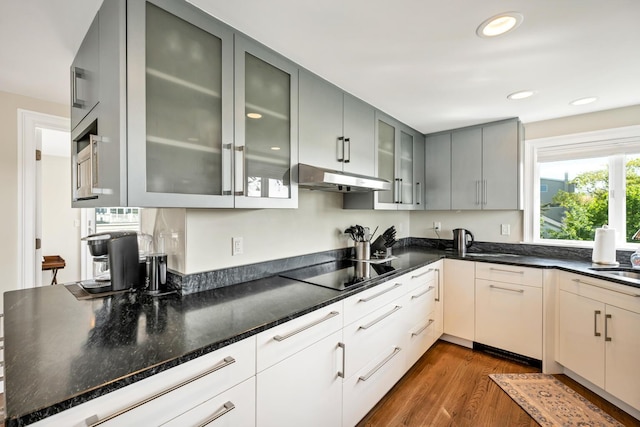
[17,109,70,289]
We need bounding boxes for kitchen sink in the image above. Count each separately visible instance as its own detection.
[589,267,640,281]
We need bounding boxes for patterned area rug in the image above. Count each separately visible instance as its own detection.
[489,373,623,427]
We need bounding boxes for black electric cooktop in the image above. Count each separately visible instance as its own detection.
[279,259,397,291]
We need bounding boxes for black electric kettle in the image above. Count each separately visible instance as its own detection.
[452,228,474,256]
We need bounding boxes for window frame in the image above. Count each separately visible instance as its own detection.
[524,125,640,249]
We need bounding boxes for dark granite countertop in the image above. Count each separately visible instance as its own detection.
[4,245,639,425]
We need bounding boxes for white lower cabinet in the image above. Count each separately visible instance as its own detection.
[31,336,256,427]
[475,276,542,359]
[256,330,343,427]
[557,272,640,411]
[255,301,343,427]
[443,259,475,341]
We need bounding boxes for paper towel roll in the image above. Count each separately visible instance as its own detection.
[592,225,618,265]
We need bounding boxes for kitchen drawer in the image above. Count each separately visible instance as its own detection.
[475,278,542,359]
[256,301,343,372]
[31,336,256,427]
[343,344,406,427]
[344,277,408,325]
[403,262,442,294]
[405,308,438,369]
[343,299,406,378]
[475,262,542,288]
[406,280,437,319]
[559,271,640,315]
[161,377,256,427]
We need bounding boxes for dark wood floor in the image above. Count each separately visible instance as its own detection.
[357,340,640,427]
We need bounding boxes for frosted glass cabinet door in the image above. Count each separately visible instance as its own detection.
[234,36,298,209]
[127,0,234,207]
[399,130,414,206]
[376,118,396,206]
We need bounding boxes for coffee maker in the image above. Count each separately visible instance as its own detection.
[82,231,141,294]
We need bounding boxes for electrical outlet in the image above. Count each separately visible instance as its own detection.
[433,222,441,231]
[232,237,243,255]
[501,224,511,236]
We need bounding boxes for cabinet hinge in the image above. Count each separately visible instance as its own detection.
[36,150,42,161]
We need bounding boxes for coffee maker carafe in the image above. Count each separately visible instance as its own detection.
[452,228,474,256]
[82,231,140,293]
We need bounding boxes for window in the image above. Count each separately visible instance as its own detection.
[525,126,640,247]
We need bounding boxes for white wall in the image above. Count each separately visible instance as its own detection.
[0,91,68,309]
[183,190,410,274]
[40,154,81,285]
[410,210,523,243]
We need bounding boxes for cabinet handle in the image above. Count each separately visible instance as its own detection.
[234,146,245,196]
[344,138,351,163]
[337,137,344,162]
[605,314,612,342]
[412,319,434,337]
[90,135,99,189]
[489,284,524,293]
[358,347,401,382]
[399,178,403,204]
[411,286,434,299]
[337,342,346,378]
[483,179,487,205]
[358,283,402,303]
[572,278,640,297]
[71,66,85,108]
[435,268,441,302]
[273,311,340,341]
[222,143,233,195]
[85,356,236,426]
[594,310,602,337]
[198,401,235,427]
[416,182,421,205]
[489,267,525,275]
[412,269,433,279]
[475,181,480,205]
[358,305,402,330]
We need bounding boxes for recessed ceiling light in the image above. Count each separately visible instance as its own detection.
[507,90,535,100]
[270,146,281,151]
[247,113,262,119]
[569,97,598,106]
[476,12,524,38]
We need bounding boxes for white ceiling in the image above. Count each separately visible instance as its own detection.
[2,0,639,134]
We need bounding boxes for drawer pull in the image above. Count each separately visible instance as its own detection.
[489,284,524,293]
[358,347,401,382]
[358,306,402,330]
[411,319,435,337]
[411,286,435,299]
[358,283,402,303]
[605,314,612,342]
[273,311,340,342]
[572,278,640,297]
[199,401,235,426]
[85,356,236,426]
[411,269,433,279]
[435,268,441,302]
[489,267,525,274]
[594,310,602,337]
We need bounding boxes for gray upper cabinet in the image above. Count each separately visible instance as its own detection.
[424,133,451,210]
[344,112,424,210]
[70,13,100,131]
[127,0,235,208]
[233,36,298,209]
[72,0,298,208]
[448,118,522,210]
[299,71,375,176]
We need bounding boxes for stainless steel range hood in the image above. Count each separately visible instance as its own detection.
[297,163,392,192]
